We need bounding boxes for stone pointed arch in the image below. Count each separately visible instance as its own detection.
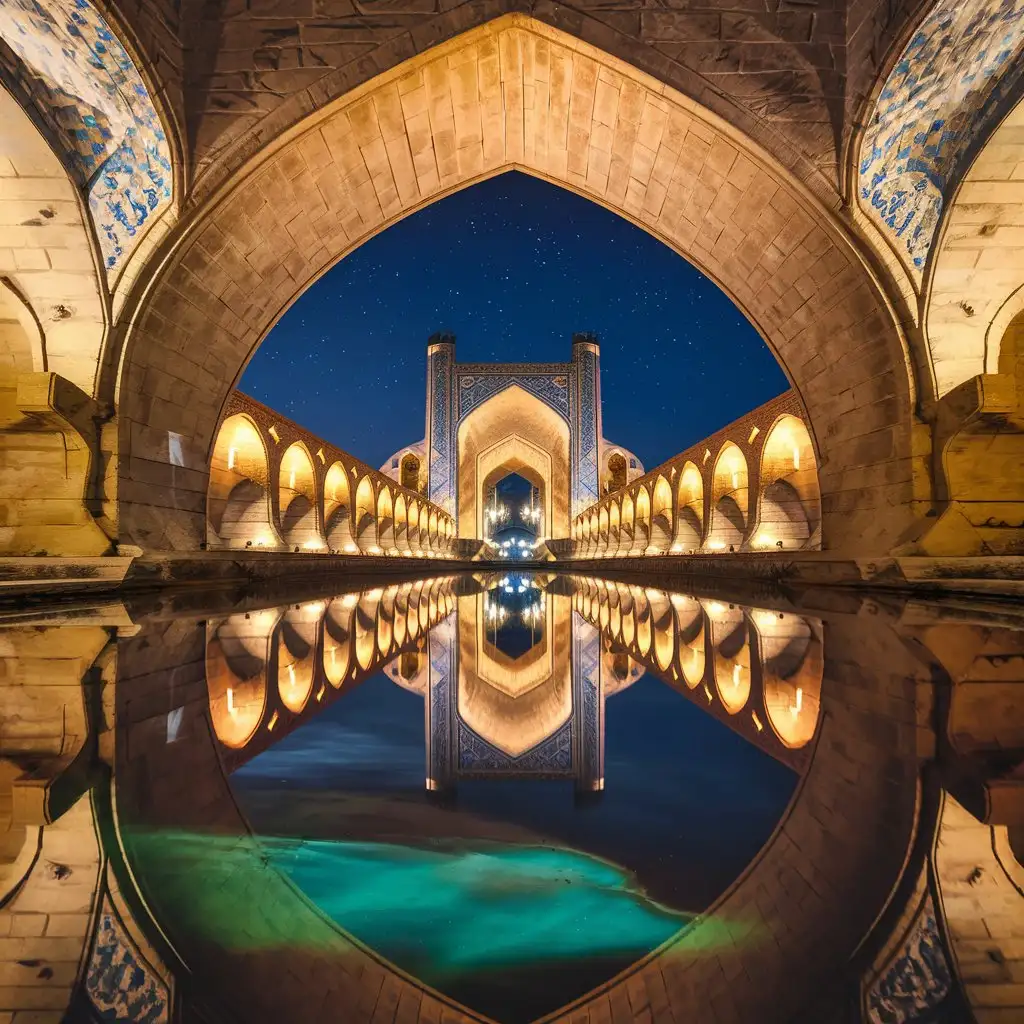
[278,441,320,550]
[208,413,277,550]
[324,461,352,552]
[708,441,749,552]
[650,474,673,554]
[115,15,915,559]
[456,383,570,541]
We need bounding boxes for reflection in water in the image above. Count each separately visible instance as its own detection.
[217,572,821,1020]
[7,570,1014,1024]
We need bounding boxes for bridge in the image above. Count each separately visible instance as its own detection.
[0,2,1023,593]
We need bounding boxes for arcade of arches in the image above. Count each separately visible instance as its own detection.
[0,1,1023,576]
[1,3,1024,1024]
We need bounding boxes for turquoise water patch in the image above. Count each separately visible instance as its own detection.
[267,836,689,1019]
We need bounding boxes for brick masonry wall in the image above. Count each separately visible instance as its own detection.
[104,0,930,215]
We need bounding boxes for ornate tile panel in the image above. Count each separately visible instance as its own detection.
[86,892,169,1023]
[865,892,953,1023]
[426,344,456,515]
[456,717,574,774]
[455,367,572,422]
[859,0,1024,276]
[0,0,172,274]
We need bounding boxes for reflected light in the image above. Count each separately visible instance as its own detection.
[227,446,236,470]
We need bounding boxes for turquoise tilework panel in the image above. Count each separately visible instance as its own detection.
[0,0,171,274]
[859,0,1024,276]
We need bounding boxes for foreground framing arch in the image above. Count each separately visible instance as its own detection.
[115,15,915,558]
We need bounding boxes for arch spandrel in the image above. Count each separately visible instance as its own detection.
[456,383,570,541]
[116,15,915,557]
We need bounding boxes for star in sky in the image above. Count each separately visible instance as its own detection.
[241,171,786,470]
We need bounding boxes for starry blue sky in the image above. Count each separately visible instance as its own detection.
[241,171,787,471]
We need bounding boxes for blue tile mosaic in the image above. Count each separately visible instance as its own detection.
[0,0,172,274]
[865,892,952,1023]
[86,892,169,1023]
[859,0,1024,276]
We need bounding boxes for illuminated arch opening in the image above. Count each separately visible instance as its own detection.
[278,610,316,714]
[324,462,353,552]
[323,595,354,686]
[208,414,276,550]
[377,487,395,554]
[400,453,421,492]
[355,591,380,669]
[457,385,570,541]
[206,615,271,748]
[756,415,819,551]
[605,451,627,494]
[608,501,622,557]
[675,462,704,552]
[650,475,673,554]
[708,602,750,713]
[0,278,44,374]
[649,589,674,671]
[633,487,652,555]
[278,442,320,551]
[617,496,632,556]
[353,477,377,553]
[634,589,652,657]
[394,494,408,552]
[407,500,420,549]
[418,507,429,552]
[674,595,706,688]
[708,443,748,552]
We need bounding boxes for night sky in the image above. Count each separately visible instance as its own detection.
[241,171,787,471]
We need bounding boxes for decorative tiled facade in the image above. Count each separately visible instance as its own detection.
[859,0,1024,276]
[572,613,603,791]
[0,0,172,275]
[425,340,456,516]
[86,892,169,1023]
[424,341,612,534]
[865,892,953,1023]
